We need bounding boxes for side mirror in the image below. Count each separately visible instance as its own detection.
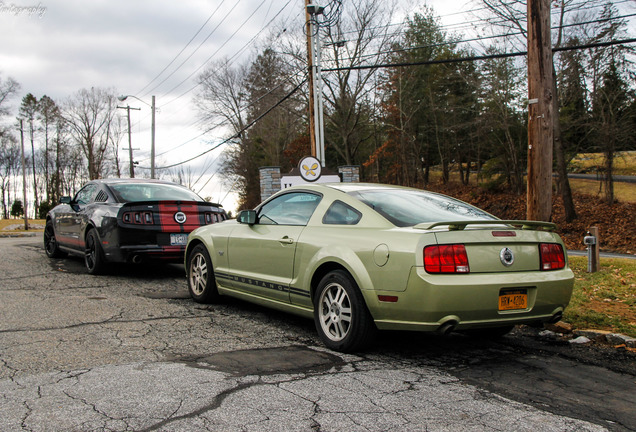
[60,196,72,204]
[237,210,256,225]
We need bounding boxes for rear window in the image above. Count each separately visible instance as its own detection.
[348,188,496,227]
[109,183,203,203]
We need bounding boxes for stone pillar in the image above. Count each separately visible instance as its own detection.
[259,166,281,202]
[338,166,360,183]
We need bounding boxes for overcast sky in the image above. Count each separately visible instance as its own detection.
[1,0,632,211]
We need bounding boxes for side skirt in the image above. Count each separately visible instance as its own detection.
[217,285,314,320]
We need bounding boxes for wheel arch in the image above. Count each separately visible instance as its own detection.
[185,238,206,267]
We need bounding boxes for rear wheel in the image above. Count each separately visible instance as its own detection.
[84,229,106,275]
[187,244,219,303]
[44,220,66,258]
[314,270,376,352]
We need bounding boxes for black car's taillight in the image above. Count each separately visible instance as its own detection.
[424,244,470,274]
[539,243,565,270]
[122,211,154,225]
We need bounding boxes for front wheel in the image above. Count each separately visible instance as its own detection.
[85,229,106,275]
[44,220,66,258]
[313,270,376,352]
[187,244,219,303]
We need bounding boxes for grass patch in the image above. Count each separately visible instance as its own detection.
[565,256,636,338]
[568,178,636,203]
[0,218,45,232]
[570,151,636,176]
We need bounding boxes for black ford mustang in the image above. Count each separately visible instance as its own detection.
[44,179,227,274]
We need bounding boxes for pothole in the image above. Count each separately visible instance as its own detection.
[176,346,344,376]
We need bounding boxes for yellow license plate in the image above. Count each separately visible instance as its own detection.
[499,291,528,310]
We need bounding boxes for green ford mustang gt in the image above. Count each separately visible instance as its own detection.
[185,183,574,352]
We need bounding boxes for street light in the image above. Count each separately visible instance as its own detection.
[118,95,156,179]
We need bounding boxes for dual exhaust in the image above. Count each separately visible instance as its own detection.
[436,310,563,335]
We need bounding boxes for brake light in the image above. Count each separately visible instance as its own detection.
[539,243,565,270]
[424,244,470,274]
[122,211,154,225]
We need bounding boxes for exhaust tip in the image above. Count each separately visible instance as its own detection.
[132,255,142,264]
[548,312,563,324]
[437,320,458,335]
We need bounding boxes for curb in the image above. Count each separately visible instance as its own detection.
[0,232,39,238]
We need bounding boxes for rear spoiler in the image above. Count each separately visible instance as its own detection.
[414,220,557,232]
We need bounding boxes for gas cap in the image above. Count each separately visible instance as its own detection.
[373,244,390,267]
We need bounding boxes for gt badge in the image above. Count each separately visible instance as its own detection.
[174,212,187,224]
[500,247,514,267]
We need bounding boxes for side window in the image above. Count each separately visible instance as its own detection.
[74,184,98,206]
[323,200,362,225]
[258,192,322,226]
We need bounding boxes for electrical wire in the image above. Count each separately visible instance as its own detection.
[144,76,307,170]
[136,0,228,97]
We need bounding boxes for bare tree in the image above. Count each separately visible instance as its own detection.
[18,93,40,218]
[37,95,61,204]
[321,0,399,166]
[0,74,20,118]
[63,87,118,180]
[0,135,20,218]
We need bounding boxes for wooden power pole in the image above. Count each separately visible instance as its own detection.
[527,0,554,221]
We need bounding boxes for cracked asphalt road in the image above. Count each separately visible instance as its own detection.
[0,237,634,431]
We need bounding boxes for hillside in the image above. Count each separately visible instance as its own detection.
[426,183,635,255]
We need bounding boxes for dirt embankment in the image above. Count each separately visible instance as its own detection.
[427,184,635,255]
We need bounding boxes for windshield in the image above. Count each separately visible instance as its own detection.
[348,188,497,227]
[109,183,203,203]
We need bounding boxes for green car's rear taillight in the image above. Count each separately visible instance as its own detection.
[424,244,470,274]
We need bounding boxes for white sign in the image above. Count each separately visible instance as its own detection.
[281,174,341,189]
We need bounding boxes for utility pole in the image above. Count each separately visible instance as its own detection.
[18,120,28,230]
[527,0,554,221]
[306,1,325,166]
[117,104,140,178]
[151,95,156,179]
[305,0,317,160]
[118,95,156,178]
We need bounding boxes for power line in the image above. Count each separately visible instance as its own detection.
[321,38,636,72]
[161,0,296,108]
[136,0,228,97]
[143,0,246,98]
[142,77,307,170]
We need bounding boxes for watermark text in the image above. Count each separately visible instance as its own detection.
[0,2,47,18]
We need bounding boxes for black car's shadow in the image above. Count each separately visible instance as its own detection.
[48,253,185,279]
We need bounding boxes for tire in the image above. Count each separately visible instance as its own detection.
[84,229,106,275]
[313,270,377,353]
[187,244,220,303]
[44,220,66,258]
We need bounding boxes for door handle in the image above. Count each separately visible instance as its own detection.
[279,236,294,244]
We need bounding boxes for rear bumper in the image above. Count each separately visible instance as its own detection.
[100,227,187,263]
[365,267,574,332]
[103,244,186,263]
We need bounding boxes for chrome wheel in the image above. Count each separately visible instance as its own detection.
[313,270,376,352]
[318,282,352,342]
[189,251,208,296]
[187,244,219,303]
